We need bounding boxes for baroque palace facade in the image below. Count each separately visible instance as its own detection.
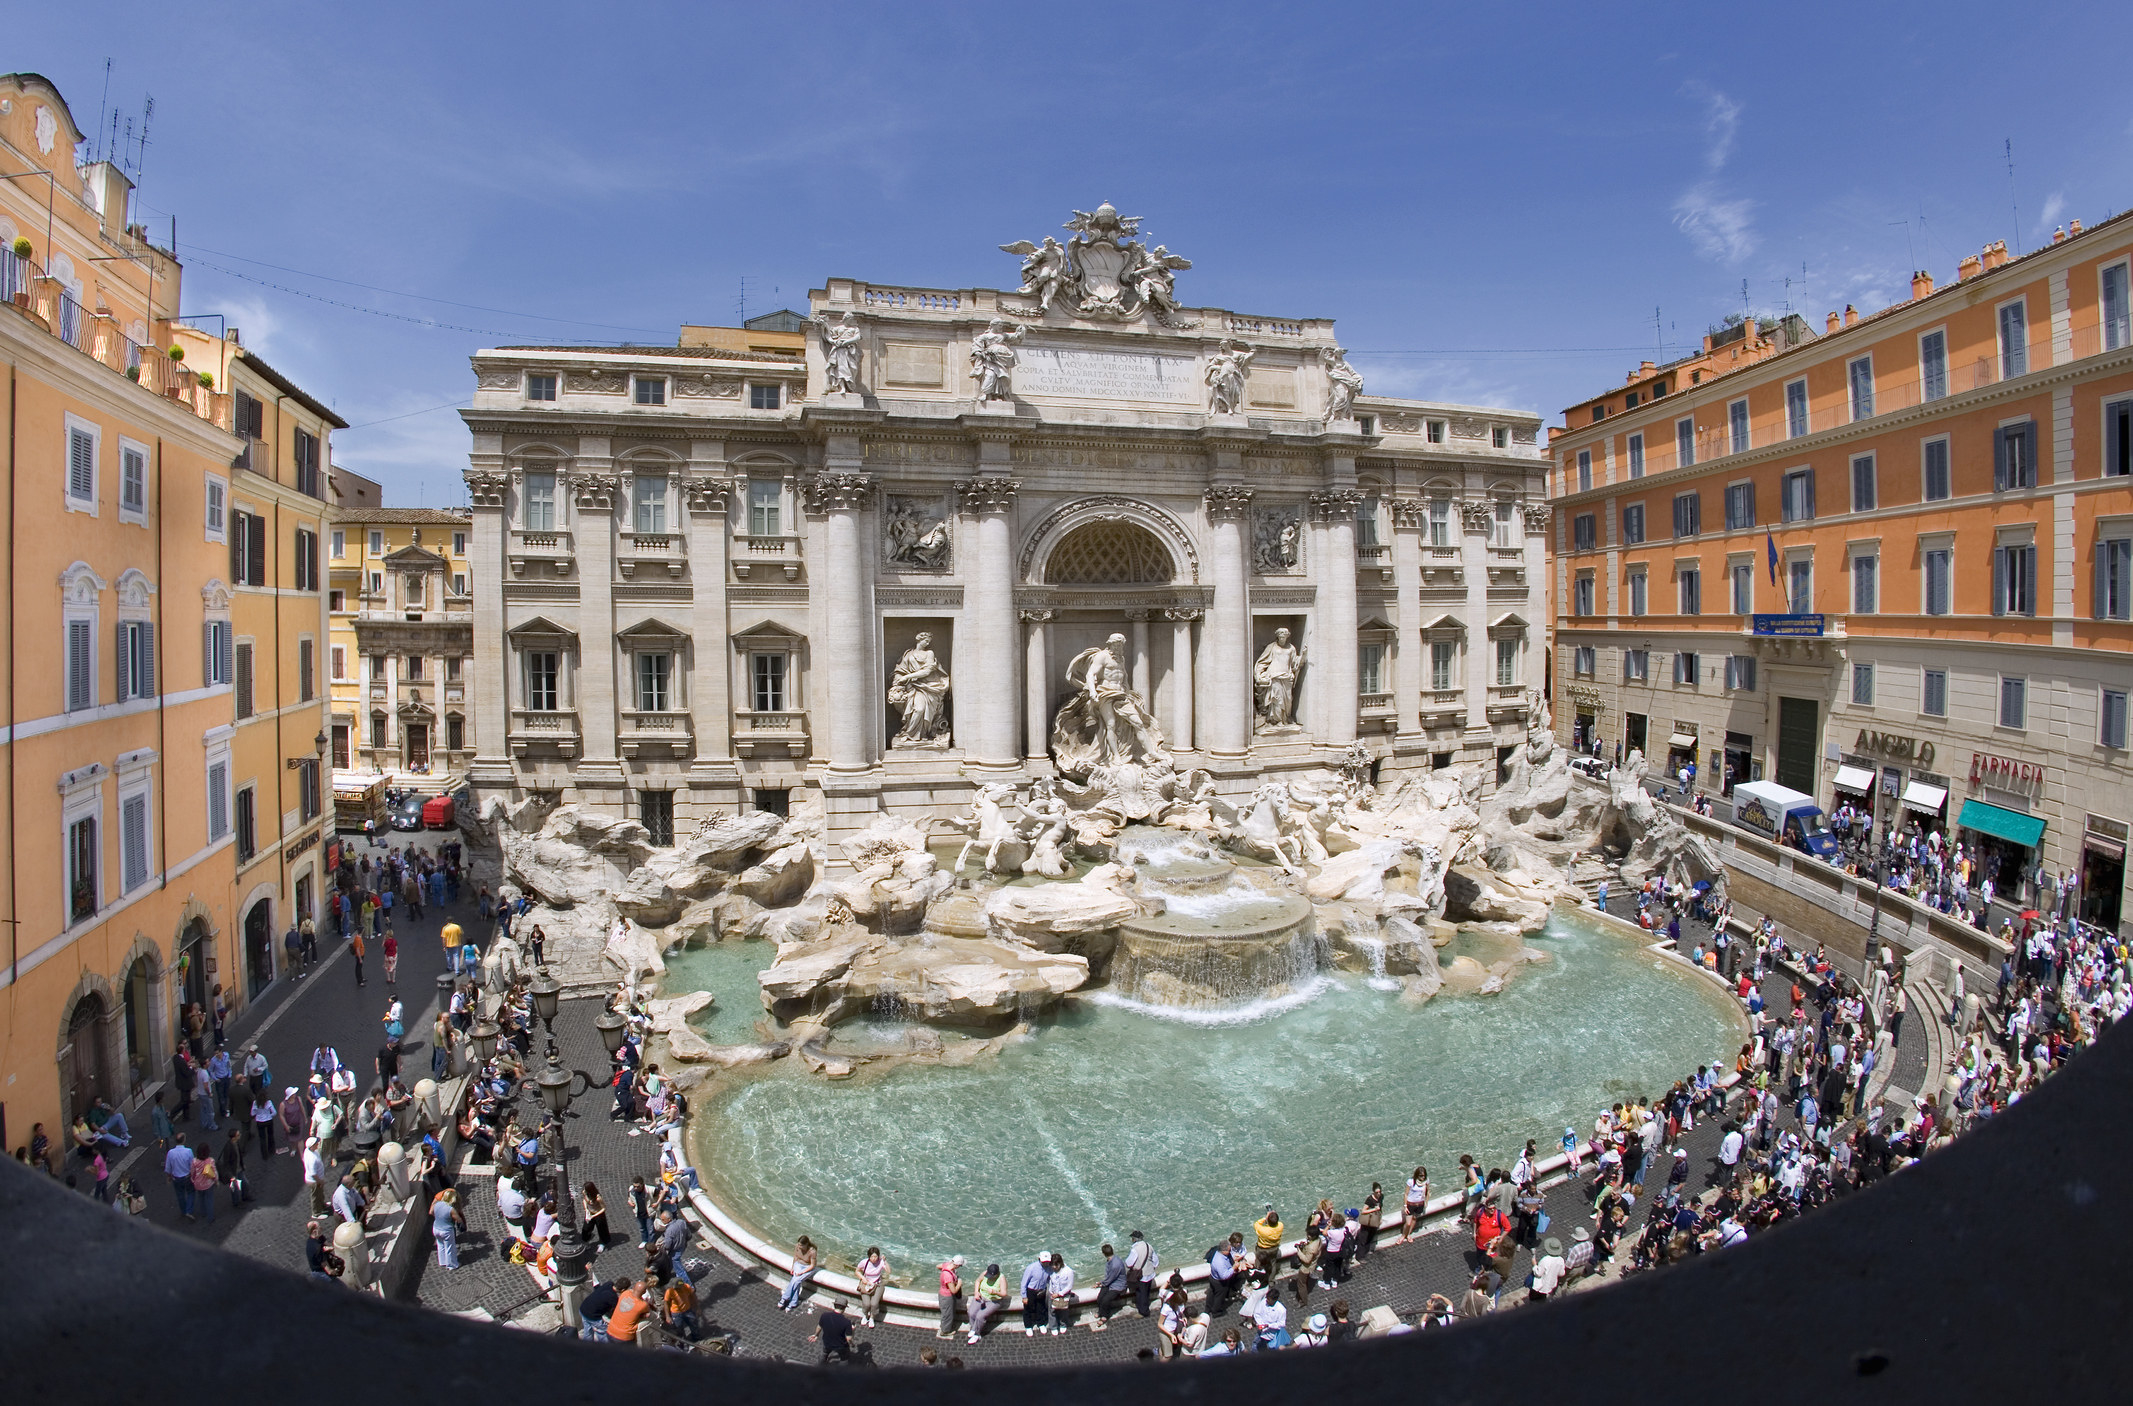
[1548,211,2133,929]
[463,205,1547,855]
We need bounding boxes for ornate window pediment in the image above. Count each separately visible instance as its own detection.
[729,620,806,654]
[59,561,108,606]
[615,618,689,646]
[115,567,156,614]
[506,615,579,651]
[201,578,233,614]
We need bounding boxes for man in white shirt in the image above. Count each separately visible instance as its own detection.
[1528,1238,1566,1302]
[1717,1125,1744,1180]
[301,1137,329,1216]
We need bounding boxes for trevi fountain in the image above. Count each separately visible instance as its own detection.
[461,652,1742,1277]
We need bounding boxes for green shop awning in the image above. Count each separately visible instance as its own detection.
[1956,798,2047,849]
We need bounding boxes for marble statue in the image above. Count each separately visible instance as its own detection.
[944,783,1021,873]
[884,498,951,570]
[1253,628,1306,732]
[1052,633,1169,777]
[999,236,1072,315]
[1017,779,1073,877]
[1320,345,1364,422]
[888,632,953,747]
[1205,339,1255,415]
[1123,243,1193,324]
[818,312,864,395]
[969,318,1024,402]
[999,203,1197,326]
[1254,507,1301,573]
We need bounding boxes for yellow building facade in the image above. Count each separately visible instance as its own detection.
[0,72,335,1147]
[326,503,474,777]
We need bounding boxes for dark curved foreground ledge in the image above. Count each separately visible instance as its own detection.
[5,1019,2129,1403]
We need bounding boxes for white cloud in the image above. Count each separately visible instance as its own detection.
[1693,86,1742,172]
[1673,185,1759,263]
[2037,190,2066,234]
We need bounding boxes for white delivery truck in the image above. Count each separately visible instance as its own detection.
[1729,779,1840,862]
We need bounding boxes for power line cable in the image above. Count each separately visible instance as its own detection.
[179,242,668,336]
[340,400,472,431]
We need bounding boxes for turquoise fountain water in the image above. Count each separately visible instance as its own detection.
[685,909,1744,1279]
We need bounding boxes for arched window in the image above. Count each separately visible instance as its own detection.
[1045,521,1174,584]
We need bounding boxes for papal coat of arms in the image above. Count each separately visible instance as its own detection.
[1000,202,1197,328]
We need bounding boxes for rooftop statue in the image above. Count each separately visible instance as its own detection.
[817,311,864,395]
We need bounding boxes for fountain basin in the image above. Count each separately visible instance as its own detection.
[690,910,1746,1282]
[1112,892,1318,1007]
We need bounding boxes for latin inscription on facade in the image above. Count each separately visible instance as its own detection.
[1014,347,1198,404]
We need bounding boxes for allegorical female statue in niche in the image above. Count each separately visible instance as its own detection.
[888,632,953,748]
[1253,627,1306,732]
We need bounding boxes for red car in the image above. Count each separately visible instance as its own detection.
[420,795,456,830]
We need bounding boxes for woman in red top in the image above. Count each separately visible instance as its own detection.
[382,932,399,988]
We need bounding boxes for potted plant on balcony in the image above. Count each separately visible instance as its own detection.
[8,238,29,307]
[164,344,187,400]
[197,371,214,390]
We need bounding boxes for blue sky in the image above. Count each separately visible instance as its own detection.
[21,2,2133,505]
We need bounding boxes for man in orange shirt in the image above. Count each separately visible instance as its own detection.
[440,918,464,975]
[607,1278,652,1344]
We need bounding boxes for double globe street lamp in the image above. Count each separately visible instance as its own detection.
[515,978,632,1330]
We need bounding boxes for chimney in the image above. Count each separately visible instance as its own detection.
[1744,317,1758,342]
[2052,226,2067,244]
[2070,218,2084,236]
[1958,254,1982,281]
[1843,304,1859,328]
[1981,240,2009,271]
[1826,311,1841,333]
[227,327,243,347]
[1910,270,1935,300]
[1639,360,1655,376]
[1701,333,1715,353]
[86,161,134,240]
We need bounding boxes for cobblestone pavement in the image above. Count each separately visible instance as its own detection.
[409,897,1909,1368]
[105,831,469,1273]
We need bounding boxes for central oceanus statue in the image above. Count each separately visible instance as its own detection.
[1050,633,1168,779]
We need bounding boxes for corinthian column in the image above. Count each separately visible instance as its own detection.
[957,475,1021,770]
[1203,485,1254,756]
[807,472,876,771]
[1389,498,1426,746]
[569,461,622,780]
[463,465,510,786]
[1312,486,1364,746]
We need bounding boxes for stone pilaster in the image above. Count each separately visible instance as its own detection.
[1389,498,1426,748]
[956,473,1021,772]
[464,461,511,786]
[1125,608,1152,702]
[1203,484,1254,756]
[1022,609,1054,761]
[1312,484,1364,747]
[684,453,735,777]
[1166,608,1199,752]
[568,455,622,780]
[805,472,877,772]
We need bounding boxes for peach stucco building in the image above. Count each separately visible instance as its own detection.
[1549,213,2133,929]
[0,73,334,1149]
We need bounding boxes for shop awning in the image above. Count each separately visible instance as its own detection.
[1902,781,1948,813]
[1667,732,1699,750]
[1833,765,1876,795]
[1956,798,2046,849]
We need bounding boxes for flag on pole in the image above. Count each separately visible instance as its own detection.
[1766,529,1780,588]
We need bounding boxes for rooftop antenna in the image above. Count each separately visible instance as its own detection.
[94,58,113,164]
[2005,138,2021,254]
[1652,306,1663,360]
[1741,278,1751,321]
[1891,219,1914,272]
[736,276,752,324]
[133,94,154,193]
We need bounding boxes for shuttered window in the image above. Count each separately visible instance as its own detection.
[1993,420,2037,491]
[1923,439,1951,501]
[2096,539,2132,621]
[235,786,257,863]
[1924,549,1952,616]
[67,619,95,711]
[121,792,151,892]
[205,620,234,686]
[208,761,230,840]
[67,426,97,504]
[115,621,156,701]
[299,638,315,702]
[2105,399,2131,478]
[1992,543,2037,617]
[235,641,255,719]
[1723,482,1754,531]
[121,445,147,516]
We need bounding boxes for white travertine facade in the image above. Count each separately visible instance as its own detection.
[462,207,1547,859]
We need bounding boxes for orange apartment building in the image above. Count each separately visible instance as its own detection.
[1550,213,2133,931]
[0,73,333,1152]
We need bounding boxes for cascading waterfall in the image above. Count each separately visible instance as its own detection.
[1341,909,1402,992]
[1106,827,1323,1010]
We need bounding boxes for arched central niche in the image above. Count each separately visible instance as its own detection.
[1044,520,1176,585]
